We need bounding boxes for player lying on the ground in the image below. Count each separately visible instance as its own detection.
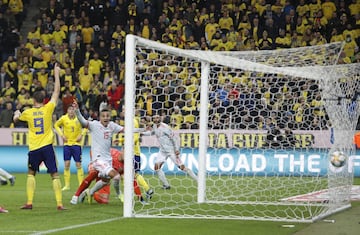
[70,148,150,205]
[0,167,15,186]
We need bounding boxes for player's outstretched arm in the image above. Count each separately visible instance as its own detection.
[140,125,155,136]
[73,100,88,128]
[50,63,61,104]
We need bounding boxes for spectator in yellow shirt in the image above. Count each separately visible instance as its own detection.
[52,24,67,46]
[112,25,126,41]
[310,31,327,46]
[89,53,103,76]
[41,44,54,63]
[321,0,336,20]
[81,21,94,45]
[308,0,321,20]
[343,34,358,58]
[78,66,93,93]
[78,60,94,76]
[218,10,233,35]
[349,0,360,17]
[17,89,33,108]
[205,17,219,43]
[40,28,54,46]
[275,28,291,49]
[330,28,344,43]
[26,26,40,42]
[34,67,49,89]
[55,44,69,68]
[8,0,24,29]
[18,65,33,92]
[296,0,310,17]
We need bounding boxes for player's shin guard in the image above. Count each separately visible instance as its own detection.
[26,174,36,205]
[63,168,70,188]
[76,167,84,186]
[156,169,170,187]
[52,177,63,206]
[185,168,198,182]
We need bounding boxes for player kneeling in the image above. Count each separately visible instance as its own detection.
[71,148,150,205]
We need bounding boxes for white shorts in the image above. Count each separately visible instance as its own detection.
[91,158,113,178]
[155,151,183,167]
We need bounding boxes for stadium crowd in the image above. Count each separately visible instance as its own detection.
[0,0,359,131]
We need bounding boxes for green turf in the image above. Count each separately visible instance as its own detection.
[134,174,331,221]
[0,174,358,235]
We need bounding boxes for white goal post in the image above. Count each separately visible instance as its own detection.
[123,34,360,222]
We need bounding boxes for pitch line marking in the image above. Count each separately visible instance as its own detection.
[28,216,124,235]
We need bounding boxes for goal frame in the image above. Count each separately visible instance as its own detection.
[123,34,355,221]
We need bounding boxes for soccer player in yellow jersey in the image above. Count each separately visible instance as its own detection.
[55,105,86,191]
[13,63,66,210]
[132,118,153,200]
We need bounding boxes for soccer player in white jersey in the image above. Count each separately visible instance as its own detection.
[72,100,123,203]
[145,115,197,189]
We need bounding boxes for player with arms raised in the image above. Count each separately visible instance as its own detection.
[72,101,123,203]
[13,63,65,210]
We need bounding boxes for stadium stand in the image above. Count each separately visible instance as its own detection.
[0,0,359,129]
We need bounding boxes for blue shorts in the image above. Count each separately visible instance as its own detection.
[28,144,58,173]
[133,155,141,173]
[63,145,82,162]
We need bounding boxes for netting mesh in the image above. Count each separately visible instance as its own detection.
[221,42,344,66]
[124,35,359,222]
[321,64,360,207]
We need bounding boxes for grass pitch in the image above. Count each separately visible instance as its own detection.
[0,174,359,235]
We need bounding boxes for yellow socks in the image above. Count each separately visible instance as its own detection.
[135,173,150,191]
[63,168,70,188]
[77,167,84,186]
[26,174,36,205]
[52,177,63,207]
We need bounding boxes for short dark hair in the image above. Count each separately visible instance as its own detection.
[100,108,110,115]
[33,91,45,103]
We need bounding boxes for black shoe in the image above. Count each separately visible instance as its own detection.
[9,177,15,186]
[162,185,171,190]
[146,189,154,200]
[0,180,7,185]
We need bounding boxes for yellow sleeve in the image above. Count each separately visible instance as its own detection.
[54,116,64,137]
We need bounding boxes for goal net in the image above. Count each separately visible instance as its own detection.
[123,34,359,222]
